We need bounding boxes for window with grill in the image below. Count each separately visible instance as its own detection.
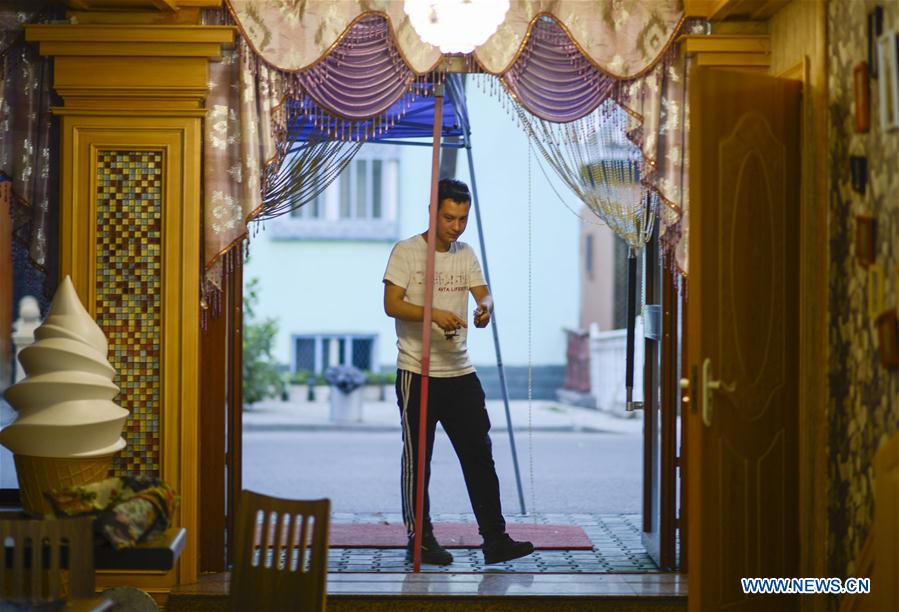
[275,146,399,239]
[289,192,324,219]
[292,334,377,374]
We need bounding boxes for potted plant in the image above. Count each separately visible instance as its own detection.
[324,365,366,423]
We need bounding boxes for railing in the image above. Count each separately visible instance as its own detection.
[587,319,644,418]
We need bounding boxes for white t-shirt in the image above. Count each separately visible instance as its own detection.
[383,234,486,377]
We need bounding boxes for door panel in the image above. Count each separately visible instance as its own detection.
[687,67,800,611]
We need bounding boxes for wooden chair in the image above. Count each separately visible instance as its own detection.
[230,490,330,612]
[0,516,95,605]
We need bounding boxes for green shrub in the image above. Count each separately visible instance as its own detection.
[242,278,287,408]
[289,369,312,385]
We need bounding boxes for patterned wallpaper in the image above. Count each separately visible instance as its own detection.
[828,0,899,581]
[95,150,163,478]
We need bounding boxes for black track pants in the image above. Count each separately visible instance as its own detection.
[396,370,506,542]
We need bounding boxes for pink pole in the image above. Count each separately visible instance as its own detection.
[413,83,444,572]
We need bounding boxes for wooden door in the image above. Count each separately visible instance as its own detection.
[687,67,800,611]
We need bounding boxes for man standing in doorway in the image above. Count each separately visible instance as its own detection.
[383,178,534,566]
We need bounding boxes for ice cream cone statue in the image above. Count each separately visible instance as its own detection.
[0,276,128,515]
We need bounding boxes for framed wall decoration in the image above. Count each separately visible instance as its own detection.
[855,215,877,266]
[875,309,899,368]
[877,31,899,130]
[869,6,884,78]
[850,155,867,195]
[855,62,871,133]
[868,264,885,318]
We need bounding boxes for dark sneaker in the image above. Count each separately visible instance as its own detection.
[406,532,453,565]
[482,533,535,564]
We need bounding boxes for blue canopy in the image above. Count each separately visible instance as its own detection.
[288,74,468,147]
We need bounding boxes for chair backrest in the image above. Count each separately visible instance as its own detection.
[0,515,95,604]
[230,490,330,612]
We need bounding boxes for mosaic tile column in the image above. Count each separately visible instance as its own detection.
[95,151,163,477]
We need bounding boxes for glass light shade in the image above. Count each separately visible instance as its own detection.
[404,0,510,54]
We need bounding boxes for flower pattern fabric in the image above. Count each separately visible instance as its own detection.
[0,10,54,278]
[204,32,286,296]
[225,0,683,79]
[45,476,179,550]
[619,51,692,273]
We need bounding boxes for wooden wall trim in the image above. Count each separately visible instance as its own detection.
[226,254,243,568]
[685,0,792,20]
[680,34,771,70]
[801,2,830,612]
[65,0,221,10]
[28,21,235,587]
[61,119,201,587]
[199,290,227,572]
[764,4,829,609]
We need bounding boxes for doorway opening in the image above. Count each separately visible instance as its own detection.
[235,74,681,575]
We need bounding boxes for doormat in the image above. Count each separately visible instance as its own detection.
[327,523,593,550]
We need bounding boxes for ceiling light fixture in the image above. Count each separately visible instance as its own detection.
[404,0,510,54]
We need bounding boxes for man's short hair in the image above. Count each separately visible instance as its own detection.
[438,178,471,205]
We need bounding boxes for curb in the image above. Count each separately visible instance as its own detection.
[241,423,638,434]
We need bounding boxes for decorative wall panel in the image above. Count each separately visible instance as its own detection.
[828,0,899,590]
[94,150,163,477]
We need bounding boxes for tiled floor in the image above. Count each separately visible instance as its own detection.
[168,514,685,610]
[330,513,666,573]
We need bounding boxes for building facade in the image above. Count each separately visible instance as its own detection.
[243,84,583,396]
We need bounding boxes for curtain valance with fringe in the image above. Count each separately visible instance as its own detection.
[226,0,683,79]
[204,1,693,301]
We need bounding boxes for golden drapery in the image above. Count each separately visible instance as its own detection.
[226,0,683,79]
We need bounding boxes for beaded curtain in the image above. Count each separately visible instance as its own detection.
[206,0,690,305]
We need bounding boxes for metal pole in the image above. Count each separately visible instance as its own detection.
[463,137,527,516]
[412,84,444,572]
[625,247,638,411]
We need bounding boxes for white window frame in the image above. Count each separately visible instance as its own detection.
[291,333,379,374]
[273,145,400,240]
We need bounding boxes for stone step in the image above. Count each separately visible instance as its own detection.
[166,572,687,612]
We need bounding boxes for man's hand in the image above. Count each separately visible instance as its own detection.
[432,308,467,332]
[473,305,491,328]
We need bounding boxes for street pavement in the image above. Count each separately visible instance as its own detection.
[242,393,644,435]
[242,393,645,514]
